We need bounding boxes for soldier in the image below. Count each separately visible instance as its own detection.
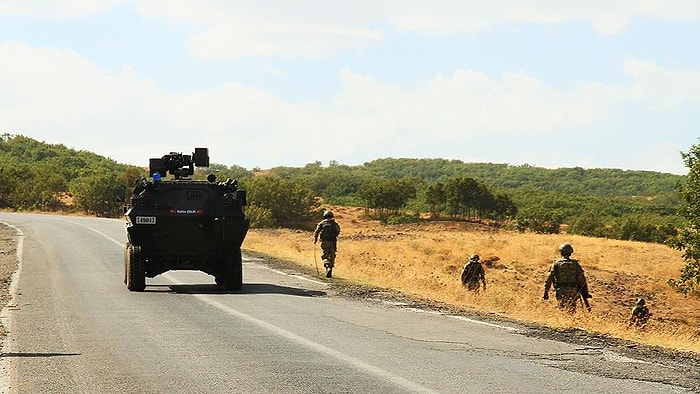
[313,210,340,278]
[629,298,651,327]
[461,254,486,291]
[543,243,591,312]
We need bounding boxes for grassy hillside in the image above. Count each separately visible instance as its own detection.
[244,206,700,353]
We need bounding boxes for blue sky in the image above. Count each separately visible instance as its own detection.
[0,1,698,175]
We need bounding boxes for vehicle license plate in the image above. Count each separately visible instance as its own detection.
[135,216,156,224]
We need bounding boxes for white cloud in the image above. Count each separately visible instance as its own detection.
[262,63,284,78]
[623,57,700,108]
[130,1,700,58]
[0,41,694,173]
[388,1,700,36]
[334,68,612,141]
[0,0,124,18]
[135,0,387,59]
[633,141,689,174]
[0,41,169,156]
[4,1,699,59]
[0,41,342,165]
[186,21,384,59]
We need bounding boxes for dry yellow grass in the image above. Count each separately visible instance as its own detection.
[244,206,700,353]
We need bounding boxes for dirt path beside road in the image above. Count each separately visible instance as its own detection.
[0,224,19,339]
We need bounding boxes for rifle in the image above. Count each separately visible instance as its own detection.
[580,293,592,312]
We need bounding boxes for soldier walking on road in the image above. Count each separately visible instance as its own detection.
[314,210,340,278]
[543,243,591,313]
[461,254,486,292]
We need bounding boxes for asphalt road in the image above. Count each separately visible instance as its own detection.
[0,213,693,393]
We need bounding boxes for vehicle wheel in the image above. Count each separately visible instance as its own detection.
[126,244,146,292]
[223,248,242,290]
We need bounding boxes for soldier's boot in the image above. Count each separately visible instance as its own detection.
[323,261,333,278]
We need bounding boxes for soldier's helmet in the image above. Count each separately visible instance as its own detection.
[323,210,334,219]
[470,254,479,262]
[558,243,574,256]
[637,298,645,305]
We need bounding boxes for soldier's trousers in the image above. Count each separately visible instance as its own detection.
[464,281,482,291]
[555,288,581,312]
[320,240,336,268]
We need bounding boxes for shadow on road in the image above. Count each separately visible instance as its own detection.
[0,352,80,358]
[146,283,326,297]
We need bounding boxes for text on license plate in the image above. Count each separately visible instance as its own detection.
[135,216,156,224]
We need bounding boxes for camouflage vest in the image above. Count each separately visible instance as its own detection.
[319,220,339,241]
[632,305,649,318]
[554,258,580,288]
[461,262,480,283]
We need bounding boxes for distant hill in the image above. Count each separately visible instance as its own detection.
[357,158,683,198]
[1,133,681,201]
[0,134,687,244]
[0,133,126,180]
[0,134,141,214]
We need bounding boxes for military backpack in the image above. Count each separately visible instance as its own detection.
[554,259,581,288]
[319,220,339,241]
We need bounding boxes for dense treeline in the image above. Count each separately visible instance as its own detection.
[0,134,143,216]
[358,158,681,197]
[258,158,684,242]
[0,134,686,245]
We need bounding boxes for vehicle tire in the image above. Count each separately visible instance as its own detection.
[126,244,146,292]
[223,248,242,290]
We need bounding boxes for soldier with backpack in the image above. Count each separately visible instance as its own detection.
[313,210,341,278]
[543,243,591,312]
[629,298,651,327]
[461,254,486,291]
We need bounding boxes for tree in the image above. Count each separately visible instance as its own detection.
[70,172,121,216]
[668,140,700,295]
[493,193,518,220]
[358,178,416,219]
[243,176,318,229]
[10,163,66,210]
[425,182,446,218]
[568,213,606,237]
[194,163,252,182]
[516,207,562,234]
[444,177,493,220]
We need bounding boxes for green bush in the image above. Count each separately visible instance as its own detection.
[245,205,276,228]
[386,213,421,225]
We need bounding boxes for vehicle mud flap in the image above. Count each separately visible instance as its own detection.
[223,248,243,290]
[126,244,146,292]
[123,242,130,284]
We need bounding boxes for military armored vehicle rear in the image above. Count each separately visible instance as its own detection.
[120,148,249,291]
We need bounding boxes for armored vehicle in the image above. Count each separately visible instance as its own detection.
[119,148,248,291]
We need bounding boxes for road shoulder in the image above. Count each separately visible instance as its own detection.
[0,223,19,340]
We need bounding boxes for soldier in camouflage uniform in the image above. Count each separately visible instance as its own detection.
[543,243,591,312]
[313,210,340,278]
[461,254,486,291]
[629,298,651,327]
